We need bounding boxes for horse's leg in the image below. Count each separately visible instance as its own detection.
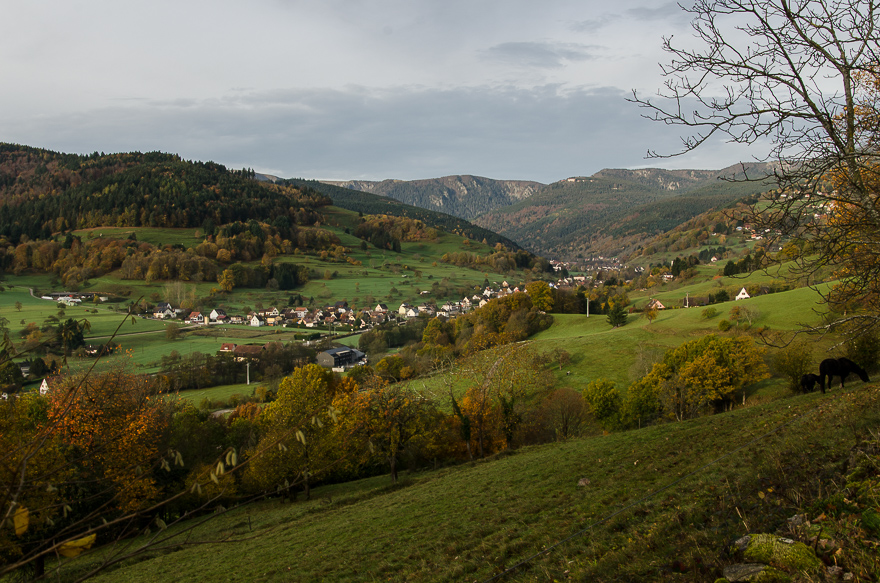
[819,374,826,394]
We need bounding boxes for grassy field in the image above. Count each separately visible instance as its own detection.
[54,383,880,582]
[171,382,260,405]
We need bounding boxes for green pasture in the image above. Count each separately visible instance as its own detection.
[170,382,259,405]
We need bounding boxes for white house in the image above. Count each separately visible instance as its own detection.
[736,287,751,301]
[186,312,205,324]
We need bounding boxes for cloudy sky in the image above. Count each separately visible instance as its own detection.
[1,1,758,183]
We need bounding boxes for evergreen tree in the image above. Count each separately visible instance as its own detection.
[607,303,628,328]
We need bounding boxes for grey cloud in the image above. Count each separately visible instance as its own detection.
[571,15,618,33]
[573,4,685,33]
[624,3,689,22]
[481,42,598,69]
[3,84,749,183]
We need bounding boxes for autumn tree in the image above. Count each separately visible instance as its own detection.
[636,335,769,421]
[582,378,622,431]
[349,380,437,484]
[537,388,588,440]
[0,366,174,578]
[246,364,340,500]
[455,343,550,453]
[525,280,554,312]
[632,0,880,339]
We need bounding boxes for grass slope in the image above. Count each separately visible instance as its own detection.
[65,384,880,582]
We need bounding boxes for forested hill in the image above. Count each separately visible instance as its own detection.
[0,144,330,242]
[280,178,523,250]
[473,164,775,260]
[322,175,544,221]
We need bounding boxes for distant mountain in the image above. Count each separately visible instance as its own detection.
[322,175,544,221]
[473,163,775,260]
[281,178,524,251]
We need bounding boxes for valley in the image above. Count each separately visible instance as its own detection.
[1,144,877,583]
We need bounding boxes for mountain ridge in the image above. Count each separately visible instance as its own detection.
[321,175,545,221]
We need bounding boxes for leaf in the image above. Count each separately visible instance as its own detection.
[758,491,766,499]
[278,442,287,452]
[12,506,29,536]
[225,449,237,467]
[216,461,225,476]
[155,517,167,530]
[175,451,185,467]
[295,429,306,444]
[58,534,96,558]
[210,472,219,485]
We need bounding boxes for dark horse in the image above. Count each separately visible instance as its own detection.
[818,357,870,393]
[800,373,821,393]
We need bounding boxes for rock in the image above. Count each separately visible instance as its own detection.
[577,477,590,487]
[826,565,844,579]
[723,563,791,582]
[786,514,807,527]
[734,535,752,551]
[741,534,823,574]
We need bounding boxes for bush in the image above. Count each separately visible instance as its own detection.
[701,307,718,320]
[771,339,815,392]
[718,319,732,332]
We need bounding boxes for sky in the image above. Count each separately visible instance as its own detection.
[0,1,761,183]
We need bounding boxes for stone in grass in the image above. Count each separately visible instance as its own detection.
[740,533,823,574]
[720,563,792,582]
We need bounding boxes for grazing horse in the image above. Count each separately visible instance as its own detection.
[800,373,821,393]
[818,357,870,393]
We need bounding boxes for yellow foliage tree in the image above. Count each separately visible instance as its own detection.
[245,364,340,499]
[638,335,769,421]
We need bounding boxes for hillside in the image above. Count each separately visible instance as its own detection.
[281,177,524,250]
[68,381,880,582]
[0,145,552,296]
[0,144,330,242]
[322,175,544,221]
[471,164,774,260]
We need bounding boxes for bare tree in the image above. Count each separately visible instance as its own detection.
[631,0,880,338]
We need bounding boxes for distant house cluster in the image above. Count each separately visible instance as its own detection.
[39,291,108,306]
